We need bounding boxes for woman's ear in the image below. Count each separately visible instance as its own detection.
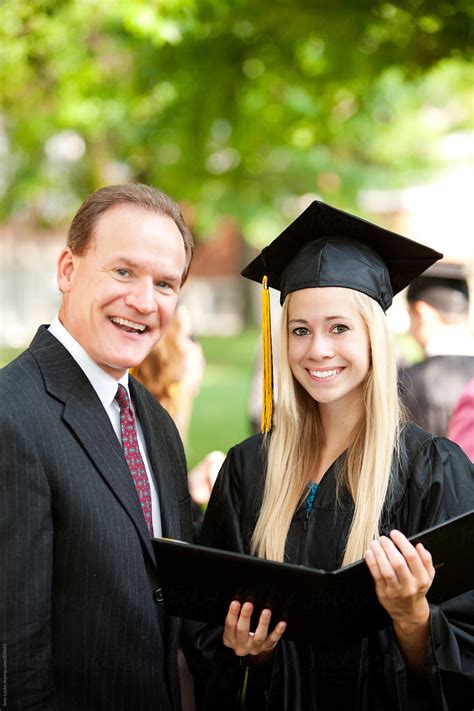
[57,248,76,293]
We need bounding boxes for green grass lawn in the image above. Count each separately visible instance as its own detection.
[186,329,259,469]
[0,346,22,368]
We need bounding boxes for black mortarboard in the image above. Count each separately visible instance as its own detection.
[242,201,442,311]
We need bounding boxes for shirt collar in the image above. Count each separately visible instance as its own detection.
[48,316,129,409]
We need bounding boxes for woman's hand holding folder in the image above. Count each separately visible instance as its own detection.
[364,529,436,673]
[223,600,287,663]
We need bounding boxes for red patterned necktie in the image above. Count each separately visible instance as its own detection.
[115,384,154,537]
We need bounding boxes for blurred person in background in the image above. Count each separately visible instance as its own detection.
[134,304,225,516]
[134,304,205,443]
[399,263,474,436]
[0,184,194,710]
[447,378,474,462]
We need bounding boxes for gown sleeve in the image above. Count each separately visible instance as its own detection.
[362,429,474,711]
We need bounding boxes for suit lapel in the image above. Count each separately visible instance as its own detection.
[30,326,156,565]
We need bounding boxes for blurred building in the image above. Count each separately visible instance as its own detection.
[179,216,248,336]
[0,221,63,348]
[2,167,473,348]
[360,165,474,335]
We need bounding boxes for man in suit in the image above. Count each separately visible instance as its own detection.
[398,262,474,435]
[0,184,195,710]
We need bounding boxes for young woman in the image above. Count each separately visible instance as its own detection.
[192,202,474,711]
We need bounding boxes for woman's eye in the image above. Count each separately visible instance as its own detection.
[292,327,310,337]
[331,324,349,334]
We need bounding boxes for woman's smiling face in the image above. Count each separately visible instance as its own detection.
[287,286,371,410]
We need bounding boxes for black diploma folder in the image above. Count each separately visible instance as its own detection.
[152,510,474,644]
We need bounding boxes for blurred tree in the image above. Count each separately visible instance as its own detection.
[1,0,472,239]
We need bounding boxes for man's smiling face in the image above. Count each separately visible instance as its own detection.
[57,204,186,379]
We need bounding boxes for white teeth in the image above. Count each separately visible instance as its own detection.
[111,316,146,332]
[309,368,339,378]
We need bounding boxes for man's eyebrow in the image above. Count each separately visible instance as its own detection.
[112,256,182,282]
[112,257,140,269]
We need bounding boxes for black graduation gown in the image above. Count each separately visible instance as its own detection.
[191,422,474,711]
[398,355,474,436]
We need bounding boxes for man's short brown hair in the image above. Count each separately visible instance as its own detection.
[67,183,194,283]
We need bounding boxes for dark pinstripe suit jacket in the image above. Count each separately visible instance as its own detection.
[0,326,194,710]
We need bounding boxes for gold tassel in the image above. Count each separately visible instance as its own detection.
[261,275,273,433]
[238,663,250,710]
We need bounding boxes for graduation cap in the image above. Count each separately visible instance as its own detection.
[241,201,442,431]
[242,201,442,310]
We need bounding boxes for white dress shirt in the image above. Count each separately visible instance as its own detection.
[48,317,162,536]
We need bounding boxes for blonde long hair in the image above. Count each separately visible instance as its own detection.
[251,289,404,566]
